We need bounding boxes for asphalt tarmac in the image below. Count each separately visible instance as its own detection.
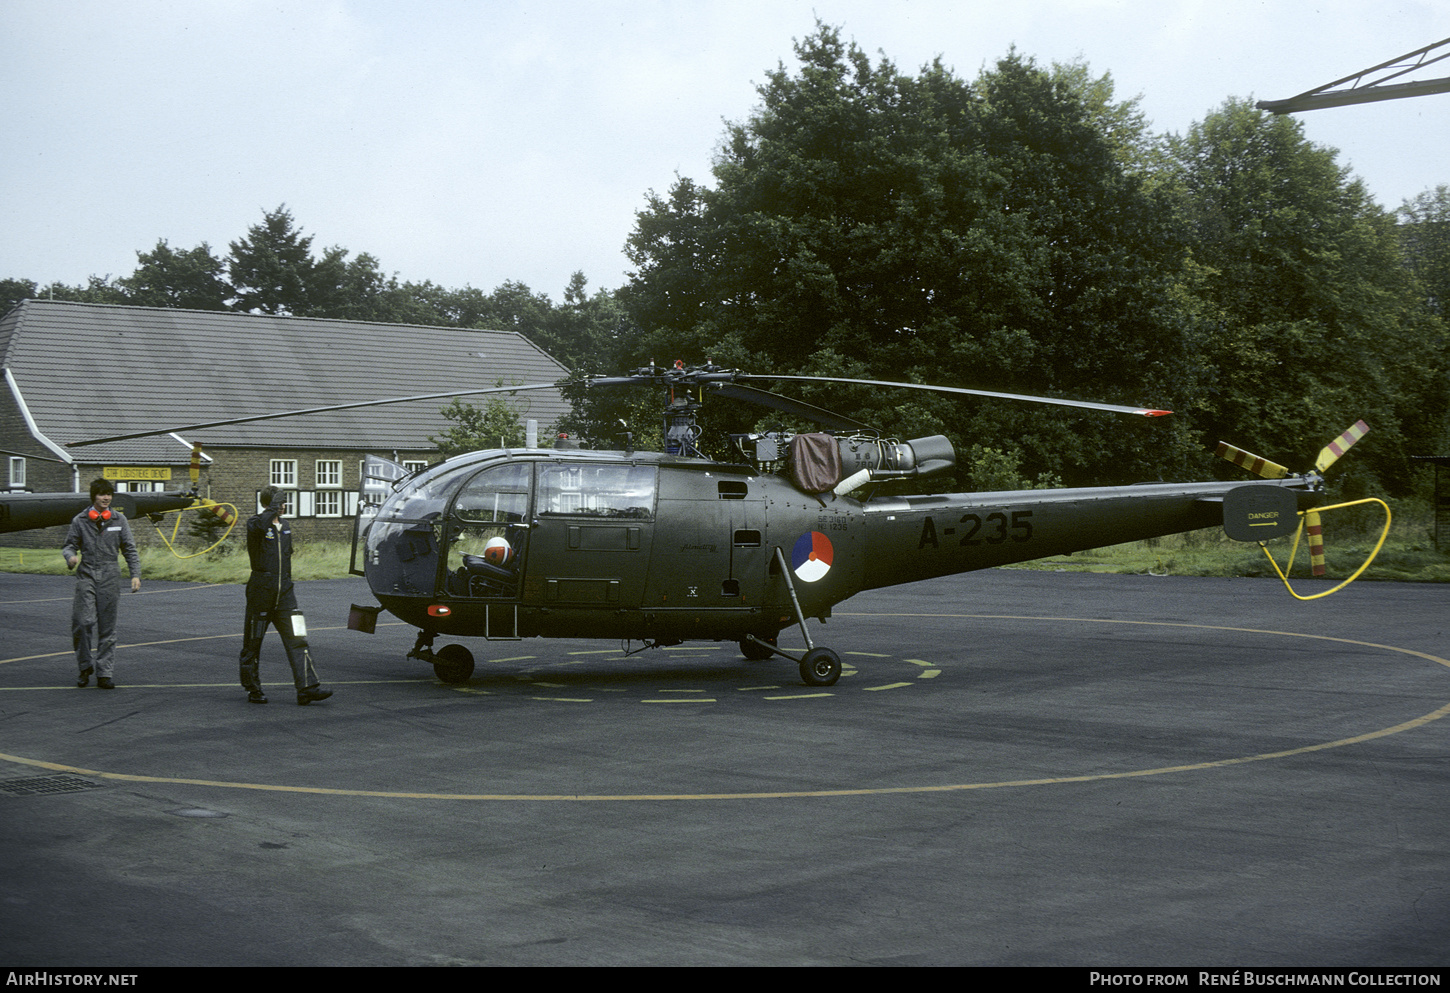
[1,567,1447,967]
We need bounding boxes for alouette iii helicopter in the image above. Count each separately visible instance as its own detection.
[340,363,1384,688]
[69,363,1385,688]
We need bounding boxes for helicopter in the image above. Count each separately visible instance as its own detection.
[0,444,235,539]
[337,363,1378,688]
[62,363,1380,687]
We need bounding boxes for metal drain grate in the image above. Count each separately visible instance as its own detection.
[0,774,104,796]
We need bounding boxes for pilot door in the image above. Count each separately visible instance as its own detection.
[526,463,657,610]
[442,463,533,637]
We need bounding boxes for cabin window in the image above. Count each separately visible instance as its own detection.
[538,464,656,520]
[454,463,531,524]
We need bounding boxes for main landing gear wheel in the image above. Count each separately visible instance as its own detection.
[432,643,475,684]
[799,647,842,687]
[740,634,777,661]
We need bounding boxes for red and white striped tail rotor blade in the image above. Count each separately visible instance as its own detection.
[1215,441,1291,479]
[1314,420,1369,474]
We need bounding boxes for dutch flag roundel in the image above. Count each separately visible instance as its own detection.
[791,531,834,583]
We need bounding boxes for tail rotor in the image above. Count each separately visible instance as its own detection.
[1216,420,1389,599]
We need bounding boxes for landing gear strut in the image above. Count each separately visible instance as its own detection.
[738,549,844,687]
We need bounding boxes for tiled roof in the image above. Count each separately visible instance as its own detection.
[0,300,571,464]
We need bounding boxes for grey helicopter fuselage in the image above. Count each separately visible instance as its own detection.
[358,445,1323,647]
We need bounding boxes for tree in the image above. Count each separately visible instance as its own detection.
[1164,99,1448,494]
[429,395,532,458]
[118,240,232,310]
[227,205,325,315]
[622,25,1199,483]
[1398,184,1450,318]
[0,278,37,316]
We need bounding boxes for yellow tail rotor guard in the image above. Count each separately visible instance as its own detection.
[1256,497,1391,601]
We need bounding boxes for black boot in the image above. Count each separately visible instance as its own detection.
[297,685,333,706]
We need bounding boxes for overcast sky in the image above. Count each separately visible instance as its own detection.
[2,0,1446,303]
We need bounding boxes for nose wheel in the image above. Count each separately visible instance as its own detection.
[432,643,475,684]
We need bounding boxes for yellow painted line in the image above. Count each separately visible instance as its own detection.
[737,686,781,692]
[917,670,941,679]
[641,698,716,704]
[655,688,707,693]
[846,651,890,657]
[530,697,592,703]
[863,682,912,692]
[906,659,933,667]
[4,616,1444,802]
[7,697,1449,802]
[763,692,833,700]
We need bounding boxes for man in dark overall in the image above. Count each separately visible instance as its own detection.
[239,485,333,706]
[62,478,141,689]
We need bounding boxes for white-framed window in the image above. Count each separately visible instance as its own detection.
[270,459,297,487]
[313,490,343,518]
[117,480,164,493]
[315,460,342,488]
[8,457,25,489]
[403,460,429,474]
[258,490,296,516]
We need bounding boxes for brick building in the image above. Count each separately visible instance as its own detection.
[1,299,570,547]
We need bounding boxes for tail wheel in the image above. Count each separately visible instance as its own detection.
[432,643,475,684]
[799,647,841,687]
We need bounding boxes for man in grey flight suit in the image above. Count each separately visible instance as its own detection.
[239,485,333,706]
[62,478,141,689]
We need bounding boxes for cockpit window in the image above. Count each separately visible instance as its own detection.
[374,471,461,522]
[538,464,655,520]
[454,463,531,524]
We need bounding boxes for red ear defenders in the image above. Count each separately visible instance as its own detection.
[88,508,112,522]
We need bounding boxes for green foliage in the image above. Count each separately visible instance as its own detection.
[429,395,534,458]
[1398,183,1450,323]
[1163,100,1449,494]
[622,25,1199,485]
[119,240,232,310]
[227,204,322,315]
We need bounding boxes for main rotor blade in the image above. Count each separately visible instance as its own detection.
[66,382,565,448]
[708,383,874,431]
[732,374,1173,418]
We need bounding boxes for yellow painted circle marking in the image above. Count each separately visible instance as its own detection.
[0,616,1445,802]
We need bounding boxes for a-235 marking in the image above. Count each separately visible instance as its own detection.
[918,510,1033,549]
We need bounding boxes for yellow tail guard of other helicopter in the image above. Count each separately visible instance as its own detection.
[1215,441,1290,479]
[145,498,239,559]
[1314,420,1369,473]
[1256,498,1391,601]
